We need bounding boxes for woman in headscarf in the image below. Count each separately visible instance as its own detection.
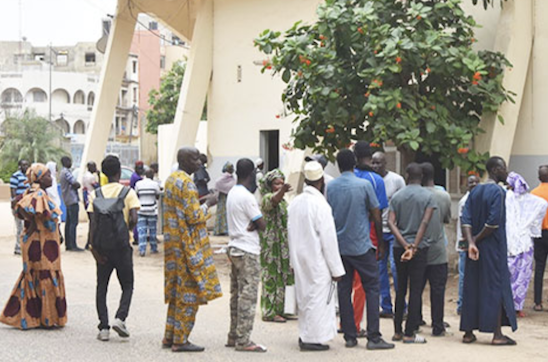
[213,162,235,236]
[259,169,294,322]
[0,163,67,329]
[506,172,548,317]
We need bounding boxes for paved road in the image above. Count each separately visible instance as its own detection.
[0,202,547,361]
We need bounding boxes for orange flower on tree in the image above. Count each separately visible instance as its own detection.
[262,59,272,70]
[417,15,422,20]
[468,170,479,176]
[430,105,436,110]
[364,91,370,98]
[369,111,374,117]
[473,72,482,81]
[396,102,402,109]
[370,142,381,148]
[371,79,383,88]
[396,56,402,64]
[426,67,431,73]
[358,27,364,34]
[325,126,335,134]
[471,80,478,85]
[458,147,469,154]
[319,35,326,41]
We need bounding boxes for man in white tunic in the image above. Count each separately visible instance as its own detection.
[288,161,345,351]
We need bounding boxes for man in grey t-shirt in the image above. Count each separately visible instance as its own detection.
[420,163,451,337]
[388,163,435,343]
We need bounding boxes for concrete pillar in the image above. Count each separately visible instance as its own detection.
[79,5,136,174]
[476,0,533,162]
[165,0,213,167]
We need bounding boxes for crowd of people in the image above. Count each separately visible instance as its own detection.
[3,142,548,353]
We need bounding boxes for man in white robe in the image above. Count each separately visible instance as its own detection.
[288,161,345,351]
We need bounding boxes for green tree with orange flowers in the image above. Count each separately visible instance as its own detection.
[254,0,514,172]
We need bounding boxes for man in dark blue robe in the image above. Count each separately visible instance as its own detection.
[460,156,517,345]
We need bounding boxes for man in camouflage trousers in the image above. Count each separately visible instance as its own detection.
[226,158,267,352]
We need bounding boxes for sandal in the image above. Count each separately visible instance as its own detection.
[533,304,543,312]
[462,333,477,344]
[262,315,286,323]
[492,335,517,346]
[235,342,267,352]
[403,335,427,344]
[162,339,173,349]
[392,333,403,342]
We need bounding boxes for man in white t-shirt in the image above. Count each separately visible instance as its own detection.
[135,169,161,257]
[372,151,406,317]
[226,158,267,352]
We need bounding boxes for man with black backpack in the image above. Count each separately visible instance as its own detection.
[87,155,140,342]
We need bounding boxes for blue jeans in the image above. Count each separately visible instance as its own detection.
[378,233,398,314]
[65,203,79,250]
[137,214,158,254]
[457,251,467,313]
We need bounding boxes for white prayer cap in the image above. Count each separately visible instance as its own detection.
[255,158,264,166]
[304,161,324,182]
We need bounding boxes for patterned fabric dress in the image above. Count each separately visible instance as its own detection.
[505,173,548,311]
[163,170,222,344]
[259,193,295,319]
[1,186,67,329]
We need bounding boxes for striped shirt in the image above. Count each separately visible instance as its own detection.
[60,167,79,206]
[10,170,29,198]
[135,178,161,215]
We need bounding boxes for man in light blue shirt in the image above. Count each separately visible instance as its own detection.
[60,156,82,251]
[327,149,393,351]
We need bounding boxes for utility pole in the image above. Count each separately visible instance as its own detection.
[49,43,52,121]
[129,105,137,145]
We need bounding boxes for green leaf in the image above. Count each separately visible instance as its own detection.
[497,114,505,125]
[409,141,420,151]
[282,69,291,83]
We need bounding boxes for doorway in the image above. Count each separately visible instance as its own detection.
[260,130,279,172]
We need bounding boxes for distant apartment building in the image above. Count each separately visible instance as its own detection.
[0,40,139,165]
[0,15,188,166]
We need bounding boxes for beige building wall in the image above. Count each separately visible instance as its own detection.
[163,45,188,75]
[207,0,322,177]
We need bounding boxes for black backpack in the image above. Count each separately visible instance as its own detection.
[92,186,130,253]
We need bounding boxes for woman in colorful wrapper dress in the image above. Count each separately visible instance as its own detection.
[0,163,67,329]
[259,169,294,323]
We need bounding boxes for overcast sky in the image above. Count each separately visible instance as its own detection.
[0,0,117,46]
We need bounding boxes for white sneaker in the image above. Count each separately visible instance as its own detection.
[97,329,110,342]
[112,318,130,338]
